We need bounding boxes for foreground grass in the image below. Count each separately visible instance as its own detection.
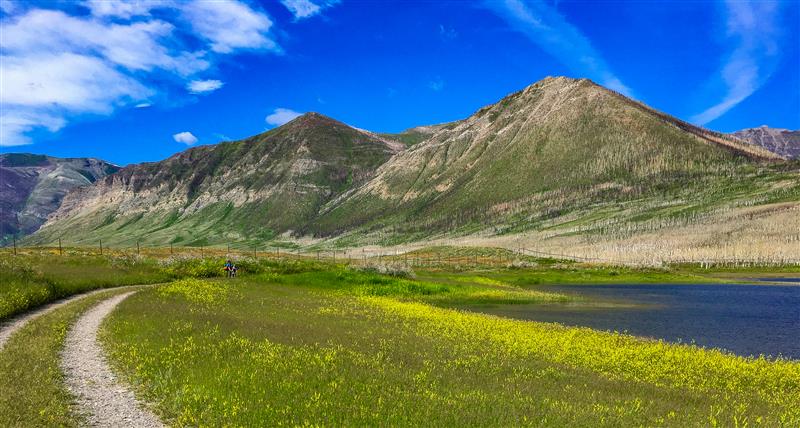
[103,274,800,426]
[0,289,130,426]
[0,252,170,320]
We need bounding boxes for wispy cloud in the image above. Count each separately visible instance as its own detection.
[265,108,303,126]
[439,24,458,41]
[0,0,284,147]
[428,77,445,92]
[486,0,632,96]
[281,0,340,20]
[83,0,160,19]
[188,79,224,94]
[173,131,198,145]
[691,1,784,126]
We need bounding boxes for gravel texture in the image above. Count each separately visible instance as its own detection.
[0,289,110,351]
[61,291,164,428]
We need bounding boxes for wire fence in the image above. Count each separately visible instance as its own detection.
[6,236,800,269]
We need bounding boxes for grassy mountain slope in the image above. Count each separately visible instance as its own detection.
[379,122,456,148]
[28,113,401,247]
[0,154,119,243]
[311,77,794,243]
[25,77,799,261]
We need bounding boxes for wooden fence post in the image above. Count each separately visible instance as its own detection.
[59,238,62,256]
[99,239,103,256]
[13,236,17,256]
[137,240,140,255]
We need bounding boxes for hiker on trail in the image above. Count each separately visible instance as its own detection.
[224,259,233,277]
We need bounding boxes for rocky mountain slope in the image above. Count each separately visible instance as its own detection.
[30,113,402,246]
[0,154,119,243]
[311,77,783,235]
[27,77,799,255]
[731,126,800,159]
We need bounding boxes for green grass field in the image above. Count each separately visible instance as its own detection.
[0,288,131,426]
[1,252,799,426]
[102,271,800,426]
[0,251,171,320]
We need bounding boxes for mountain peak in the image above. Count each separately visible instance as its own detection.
[732,126,800,159]
[287,111,341,127]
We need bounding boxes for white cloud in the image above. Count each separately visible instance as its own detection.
[281,0,339,20]
[439,24,457,40]
[1,52,151,112]
[282,0,320,19]
[188,79,224,94]
[428,77,444,91]
[173,131,198,145]
[1,109,65,147]
[265,108,303,126]
[2,10,209,75]
[0,0,18,14]
[691,1,783,125]
[0,0,285,146]
[135,102,152,108]
[82,0,160,19]
[181,0,277,54]
[487,0,632,97]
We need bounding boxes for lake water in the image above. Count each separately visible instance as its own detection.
[469,283,800,360]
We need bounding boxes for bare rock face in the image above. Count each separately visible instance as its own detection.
[731,126,800,159]
[0,153,119,243]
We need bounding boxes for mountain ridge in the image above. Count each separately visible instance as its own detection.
[0,153,119,243]
[731,126,800,160]
[25,77,800,258]
[35,112,401,246]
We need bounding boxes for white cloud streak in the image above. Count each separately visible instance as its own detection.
[486,0,632,96]
[0,0,283,147]
[265,108,303,126]
[281,0,340,20]
[173,131,198,145]
[428,77,445,91]
[83,0,160,19]
[691,1,784,126]
[188,79,224,94]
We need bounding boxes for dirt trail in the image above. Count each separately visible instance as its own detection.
[0,289,111,351]
[61,291,163,428]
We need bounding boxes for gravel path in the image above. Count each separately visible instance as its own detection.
[61,291,164,428]
[0,289,112,351]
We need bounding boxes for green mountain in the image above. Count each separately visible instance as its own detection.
[310,77,787,238]
[27,77,799,256]
[379,122,456,148]
[29,113,402,247]
[0,153,119,243]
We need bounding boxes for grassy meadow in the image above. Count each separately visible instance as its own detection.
[102,269,800,426]
[1,250,799,426]
[0,288,132,426]
[0,250,171,320]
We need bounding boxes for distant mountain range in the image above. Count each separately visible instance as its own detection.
[11,77,800,262]
[0,154,119,243]
[731,126,800,160]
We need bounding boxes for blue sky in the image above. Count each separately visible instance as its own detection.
[1,0,798,165]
